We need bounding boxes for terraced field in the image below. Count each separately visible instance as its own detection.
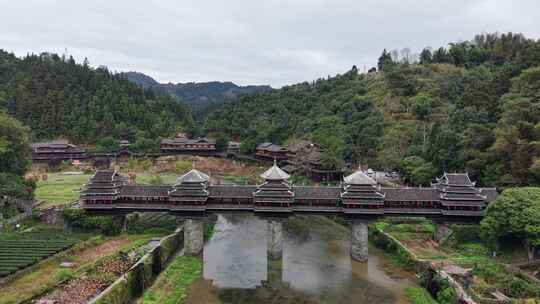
[0,233,77,277]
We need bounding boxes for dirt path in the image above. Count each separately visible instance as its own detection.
[35,236,139,304]
[71,237,132,266]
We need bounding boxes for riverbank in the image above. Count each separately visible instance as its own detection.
[372,219,540,303]
[163,214,428,304]
[140,256,203,304]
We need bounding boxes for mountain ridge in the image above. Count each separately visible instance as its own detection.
[122,71,271,119]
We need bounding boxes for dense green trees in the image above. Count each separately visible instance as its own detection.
[0,51,196,148]
[481,188,540,261]
[0,111,34,199]
[205,32,540,187]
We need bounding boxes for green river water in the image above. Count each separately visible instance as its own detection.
[184,213,420,304]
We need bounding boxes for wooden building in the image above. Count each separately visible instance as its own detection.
[283,140,343,181]
[255,142,287,160]
[432,173,489,217]
[160,137,216,154]
[82,164,497,219]
[31,140,88,162]
[341,171,385,214]
[80,170,128,205]
[253,161,294,212]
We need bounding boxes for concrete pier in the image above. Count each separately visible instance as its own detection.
[434,222,452,244]
[351,220,368,262]
[267,219,283,260]
[184,218,204,255]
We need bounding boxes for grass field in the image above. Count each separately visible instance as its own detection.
[35,173,91,209]
[135,173,178,185]
[34,172,179,209]
[141,256,202,304]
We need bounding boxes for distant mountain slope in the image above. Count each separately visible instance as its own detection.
[0,51,196,146]
[204,32,540,187]
[122,72,271,120]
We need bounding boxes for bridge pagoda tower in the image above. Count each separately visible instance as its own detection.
[80,170,127,205]
[169,169,210,209]
[341,170,383,262]
[169,169,210,255]
[253,160,294,213]
[254,161,292,264]
[432,172,487,243]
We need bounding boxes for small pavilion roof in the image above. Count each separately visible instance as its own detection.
[344,170,376,185]
[436,173,474,186]
[176,169,210,184]
[260,161,290,181]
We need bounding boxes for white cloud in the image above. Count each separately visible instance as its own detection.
[1,0,539,87]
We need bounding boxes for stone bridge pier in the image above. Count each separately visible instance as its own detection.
[184,218,204,255]
[267,219,283,260]
[351,220,369,262]
[266,218,284,286]
[434,222,453,244]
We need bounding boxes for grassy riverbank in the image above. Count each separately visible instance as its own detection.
[141,256,203,304]
[405,287,438,304]
[373,220,540,302]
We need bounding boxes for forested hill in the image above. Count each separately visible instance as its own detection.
[122,71,271,120]
[205,32,540,187]
[0,51,198,149]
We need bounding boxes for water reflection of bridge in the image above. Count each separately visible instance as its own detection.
[189,214,415,304]
[80,162,497,261]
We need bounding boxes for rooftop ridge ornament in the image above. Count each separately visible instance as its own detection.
[260,159,290,181]
[176,168,210,184]
[343,169,376,185]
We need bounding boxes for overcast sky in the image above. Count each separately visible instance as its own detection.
[1,0,539,87]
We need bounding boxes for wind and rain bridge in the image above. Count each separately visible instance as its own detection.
[80,162,497,262]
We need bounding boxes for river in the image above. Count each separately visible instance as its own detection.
[186,213,418,304]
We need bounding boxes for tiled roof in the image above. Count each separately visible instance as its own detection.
[208,185,257,198]
[120,185,171,197]
[344,170,376,185]
[293,186,341,199]
[382,188,439,201]
[81,188,118,195]
[442,192,484,200]
[161,137,215,145]
[176,169,210,183]
[257,142,285,152]
[260,163,290,180]
[91,170,116,182]
[438,173,474,186]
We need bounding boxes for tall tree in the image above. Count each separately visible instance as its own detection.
[377,49,394,71]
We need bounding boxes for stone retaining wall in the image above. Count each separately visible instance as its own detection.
[370,226,479,303]
[89,227,184,304]
[0,197,34,230]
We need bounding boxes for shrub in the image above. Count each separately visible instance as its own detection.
[405,287,438,304]
[431,276,458,304]
[148,175,164,185]
[451,224,481,243]
[174,160,192,174]
[54,269,75,282]
[62,209,121,235]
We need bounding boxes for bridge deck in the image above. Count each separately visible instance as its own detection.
[82,203,484,221]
